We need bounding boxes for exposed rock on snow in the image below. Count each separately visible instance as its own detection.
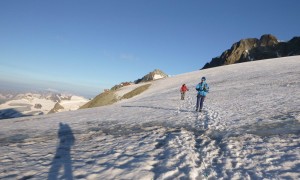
[114,82,151,99]
[135,69,168,84]
[80,83,151,109]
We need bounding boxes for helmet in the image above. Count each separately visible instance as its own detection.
[201,77,206,81]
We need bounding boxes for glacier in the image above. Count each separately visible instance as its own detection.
[0,56,299,179]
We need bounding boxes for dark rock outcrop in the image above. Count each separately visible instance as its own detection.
[34,104,42,109]
[202,34,300,69]
[110,82,133,91]
[48,102,64,114]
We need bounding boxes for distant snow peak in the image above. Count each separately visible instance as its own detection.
[0,91,89,120]
[135,69,168,84]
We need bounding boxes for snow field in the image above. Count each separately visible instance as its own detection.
[0,56,299,179]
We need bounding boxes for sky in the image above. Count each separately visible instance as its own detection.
[0,0,300,98]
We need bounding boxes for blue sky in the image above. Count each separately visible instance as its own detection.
[1,0,299,98]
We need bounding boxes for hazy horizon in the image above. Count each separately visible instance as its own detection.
[0,80,98,98]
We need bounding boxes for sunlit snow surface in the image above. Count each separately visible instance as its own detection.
[0,56,299,179]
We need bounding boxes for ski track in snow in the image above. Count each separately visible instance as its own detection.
[0,56,300,179]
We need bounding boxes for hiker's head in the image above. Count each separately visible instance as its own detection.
[201,77,206,81]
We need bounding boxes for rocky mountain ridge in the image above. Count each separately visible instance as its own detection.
[134,69,168,84]
[0,92,88,120]
[202,34,300,69]
[81,69,168,109]
[110,69,168,91]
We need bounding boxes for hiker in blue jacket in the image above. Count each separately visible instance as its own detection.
[196,77,209,112]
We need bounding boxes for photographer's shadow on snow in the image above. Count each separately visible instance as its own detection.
[48,123,75,180]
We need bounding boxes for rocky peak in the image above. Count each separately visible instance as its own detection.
[202,34,300,69]
[232,38,258,51]
[259,34,278,46]
[135,69,168,84]
[48,102,64,114]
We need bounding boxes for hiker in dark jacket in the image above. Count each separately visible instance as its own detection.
[195,77,209,112]
[180,84,189,100]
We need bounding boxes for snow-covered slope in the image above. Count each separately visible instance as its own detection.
[59,96,90,111]
[114,82,151,98]
[0,56,299,180]
[0,93,89,119]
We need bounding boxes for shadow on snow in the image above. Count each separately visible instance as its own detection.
[48,123,75,180]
